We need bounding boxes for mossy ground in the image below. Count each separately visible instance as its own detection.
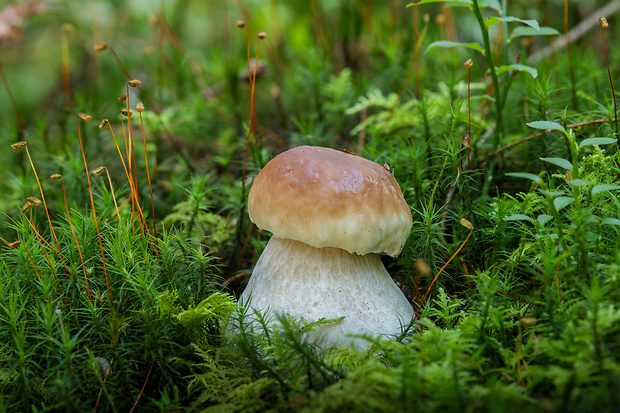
[0,1,619,411]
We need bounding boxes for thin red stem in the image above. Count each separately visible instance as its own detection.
[139,112,157,237]
[93,358,113,413]
[120,114,135,226]
[23,212,69,310]
[107,123,160,260]
[129,364,153,413]
[77,115,113,307]
[126,84,140,231]
[242,36,262,193]
[250,39,261,145]
[60,177,93,305]
[468,66,472,166]
[417,230,473,317]
[24,246,43,284]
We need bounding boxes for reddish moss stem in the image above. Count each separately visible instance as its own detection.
[242,33,265,194]
[23,212,69,310]
[77,115,113,307]
[417,228,473,317]
[138,109,157,237]
[57,175,93,306]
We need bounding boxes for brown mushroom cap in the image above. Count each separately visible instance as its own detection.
[248,146,412,256]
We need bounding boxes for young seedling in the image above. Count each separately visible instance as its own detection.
[51,173,93,306]
[598,17,617,135]
[77,112,113,307]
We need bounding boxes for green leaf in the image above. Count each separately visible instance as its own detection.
[539,190,565,197]
[602,217,620,226]
[425,41,484,54]
[540,157,572,170]
[579,137,617,149]
[592,184,620,195]
[527,121,566,132]
[504,214,533,222]
[408,0,472,6]
[496,64,537,78]
[506,172,543,184]
[554,196,573,210]
[509,26,559,41]
[570,179,591,187]
[485,16,539,30]
[443,0,501,10]
[537,214,553,225]
[407,0,502,12]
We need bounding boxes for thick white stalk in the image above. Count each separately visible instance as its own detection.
[240,236,414,349]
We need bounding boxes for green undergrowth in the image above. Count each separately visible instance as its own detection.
[1,0,620,411]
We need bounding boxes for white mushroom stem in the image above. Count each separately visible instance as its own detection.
[240,236,414,349]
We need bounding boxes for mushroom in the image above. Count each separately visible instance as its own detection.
[240,146,413,349]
